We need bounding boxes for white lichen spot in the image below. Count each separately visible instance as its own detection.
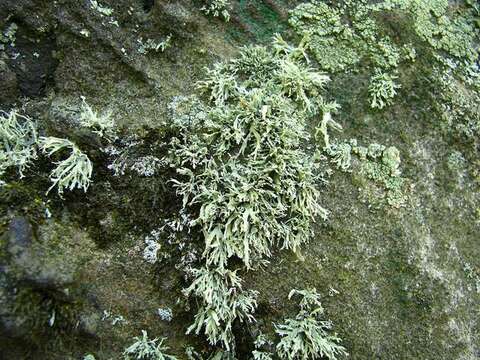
[137,35,172,54]
[89,0,114,16]
[157,307,173,322]
[143,230,162,264]
[80,29,90,37]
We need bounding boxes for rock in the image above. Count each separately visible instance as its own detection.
[0,60,19,106]
[7,216,33,252]
[0,216,97,348]
[0,217,30,339]
[0,301,29,339]
[4,217,37,283]
[4,217,95,289]
[78,311,101,338]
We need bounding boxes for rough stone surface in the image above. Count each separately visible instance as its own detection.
[0,1,478,359]
[0,60,19,106]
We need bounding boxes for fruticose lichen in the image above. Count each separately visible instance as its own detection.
[275,289,347,360]
[167,35,338,353]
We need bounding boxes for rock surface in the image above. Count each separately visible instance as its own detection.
[0,1,478,359]
[0,60,19,107]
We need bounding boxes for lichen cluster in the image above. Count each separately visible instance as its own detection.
[0,98,114,195]
[123,330,178,360]
[289,0,479,109]
[327,140,407,208]
[201,0,231,21]
[275,289,347,360]
[167,36,342,354]
[0,110,38,179]
[39,136,93,196]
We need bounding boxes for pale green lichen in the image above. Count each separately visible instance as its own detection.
[0,22,18,48]
[251,333,274,360]
[354,142,406,208]
[288,1,360,73]
[275,289,347,360]
[137,35,173,55]
[370,38,401,70]
[325,142,352,171]
[251,351,273,360]
[169,36,333,352]
[40,137,93,196]
[289,0,479,110]
[79,97,115,138]
[368,70,401,109]
[123,330,178,360]
[184,267,258,350]
[0,110,38,178]
[89,0,113,17]
[201,0,230,22]
[185,348,236,360]
[314,100,342,150]
[325,139,406,208]
[372,0,478,63]
[0,110,96,197]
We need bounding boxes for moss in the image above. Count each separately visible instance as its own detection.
[0,181,47,223]
[227,0,289,43]
[7,284,89,359]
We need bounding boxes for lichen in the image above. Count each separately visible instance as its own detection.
[40,137,93,196]
[123,330,178,360]
[368,70,401,109]
[326,139,407,208]
[275,289,347,360]
[168,36,333,352]
[0,22,18,48]
[0,110,38,178]
[137,35,173,55]
[201,1,231,22]
[89,0,114,17]
[289,0,479,110]
[78,97,116,139]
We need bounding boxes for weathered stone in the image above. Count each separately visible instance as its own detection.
[7,216,33,250]
[3,216,95,290]
[0,60,19,106]
[78,311,101,338]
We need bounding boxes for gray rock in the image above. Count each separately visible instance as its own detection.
[78,311,101,338]
[0,60,19,106]
[5,217,91,289]
[7,216,32,252]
